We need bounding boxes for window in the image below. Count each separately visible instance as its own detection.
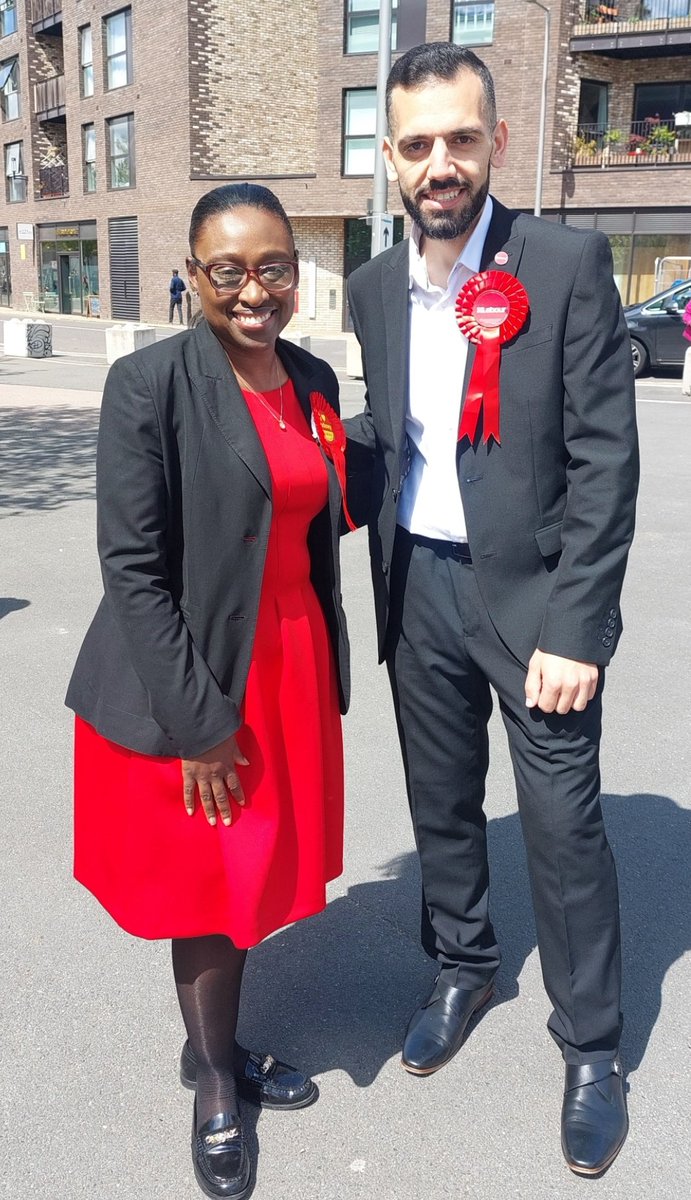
[343,89,377,176]
[80,26,94,98]
[0,57,18,121]
[83,123,96,192]
[0,1,17,39]
[104,9,132,90]
[5,139,25,201]
[578,80,609,134]
[107,113,134,188]
[346,0,398,54]
[452,1,494,46]
[634,82,691,124]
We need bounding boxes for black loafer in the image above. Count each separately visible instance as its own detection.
[561,1059,628,1176]
[401,976,494,1075]
[181,1041,318,1110]
[192,1105,252,1200]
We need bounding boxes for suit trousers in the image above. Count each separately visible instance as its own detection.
[386,528,622,1064]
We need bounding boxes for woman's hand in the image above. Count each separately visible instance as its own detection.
[181,734,249,826]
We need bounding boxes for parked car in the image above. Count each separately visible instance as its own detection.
[625,278,691,377]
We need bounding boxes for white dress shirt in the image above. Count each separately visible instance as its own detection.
[397,196,494,542]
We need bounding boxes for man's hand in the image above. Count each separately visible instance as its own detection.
[181,734,249,826]
[525,650,599,716]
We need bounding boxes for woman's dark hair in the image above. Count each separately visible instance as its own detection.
[386,43,497,133]
[188,183,295,255]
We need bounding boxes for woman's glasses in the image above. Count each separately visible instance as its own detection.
[189,258,298,294]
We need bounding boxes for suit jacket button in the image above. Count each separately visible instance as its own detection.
[603,637,612,647]
[382,561,389,575]
[392,488,399,502]
[609,608,617,617]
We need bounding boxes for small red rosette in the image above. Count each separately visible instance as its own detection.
[310,391,358,531]
[455,270,529,445]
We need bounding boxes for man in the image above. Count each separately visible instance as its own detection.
[168,268,186,324]
[345,43,638,1176]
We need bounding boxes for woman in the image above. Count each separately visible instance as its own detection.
[66,183,350,1200]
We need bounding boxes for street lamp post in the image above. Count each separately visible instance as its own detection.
[370,0,393,257]
[526,0,551,218]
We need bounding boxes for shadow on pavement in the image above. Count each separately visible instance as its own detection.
[240,791,687,1086]
[0,405,98,514]
[0,597,30,618]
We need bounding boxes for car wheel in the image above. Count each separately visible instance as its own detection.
[630,338,648,378]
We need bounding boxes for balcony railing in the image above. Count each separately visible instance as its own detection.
[34,74,66,119]
[37,163,68,199]
[574,0,691,37]
[572,119,691,167]
[29,0,63,28]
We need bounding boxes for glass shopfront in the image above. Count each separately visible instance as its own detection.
[557,212,691,307]
[0,226,10,307]
[38,221,99,315]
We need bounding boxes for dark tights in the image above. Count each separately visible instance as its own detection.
[172,934,248,1130]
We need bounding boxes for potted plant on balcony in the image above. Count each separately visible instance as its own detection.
[645,123,676,158]
[573,132,598,161]
[627,133,647,157]
[601,128,624,163]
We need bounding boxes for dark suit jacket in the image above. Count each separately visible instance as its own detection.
[345,199,640,668]
[66,319,350,758]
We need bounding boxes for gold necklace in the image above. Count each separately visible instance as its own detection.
[238,358,286,431]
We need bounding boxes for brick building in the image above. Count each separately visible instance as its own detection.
[0,0,689,330]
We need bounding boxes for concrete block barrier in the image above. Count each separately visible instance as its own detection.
[105,323,156,365]
[3,318,53,358]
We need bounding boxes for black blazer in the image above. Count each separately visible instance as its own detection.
[345,200,640,668]
[66,319,350,758]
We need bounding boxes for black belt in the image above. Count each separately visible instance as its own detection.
[398,527,473,563]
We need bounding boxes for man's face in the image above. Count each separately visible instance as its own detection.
[384,70,508,241]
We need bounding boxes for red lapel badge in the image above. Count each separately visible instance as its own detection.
[455,270,529,445]
[310,391,358,531]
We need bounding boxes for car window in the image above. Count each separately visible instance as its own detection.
[644,286,691,313]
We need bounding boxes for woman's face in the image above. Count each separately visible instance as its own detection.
[187,206,297,360]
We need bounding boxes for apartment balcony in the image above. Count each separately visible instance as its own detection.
[571,119,691,167]
[571,0,691,56]
[34,74,66,121]
[36,162,68,200]
[29,0,63,35]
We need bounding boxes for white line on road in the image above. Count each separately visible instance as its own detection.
[636,396,690,405]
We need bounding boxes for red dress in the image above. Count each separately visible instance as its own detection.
[74,379,344,948]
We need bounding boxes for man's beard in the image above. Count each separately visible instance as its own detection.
[401,175,490,240]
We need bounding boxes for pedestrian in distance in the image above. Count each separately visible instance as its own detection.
[67,182,352,1200]
[345,41,639,1178]
[168,267,187,323]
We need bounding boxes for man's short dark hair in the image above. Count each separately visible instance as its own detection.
[386,42,497,134]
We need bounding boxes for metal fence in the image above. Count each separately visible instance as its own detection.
[572,119,691,167]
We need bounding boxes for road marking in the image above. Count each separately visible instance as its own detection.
[636,396,690,405]
[636,378,684,389]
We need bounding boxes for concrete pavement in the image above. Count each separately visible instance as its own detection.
[1,355,689,1200]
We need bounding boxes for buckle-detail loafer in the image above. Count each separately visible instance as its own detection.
[561,1059,628,1176]
[192,1106,252,1200]
[181,1040,318,1110]
[401,976,494,1075]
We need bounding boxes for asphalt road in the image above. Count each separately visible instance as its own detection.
[1,342,690,1200]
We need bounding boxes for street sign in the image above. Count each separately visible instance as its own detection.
[371,212,394,258]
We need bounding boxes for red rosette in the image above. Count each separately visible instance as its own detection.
[455,270,529,444]
[310,391,357,531]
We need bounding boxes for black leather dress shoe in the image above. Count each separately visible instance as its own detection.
[192,1106,252,1200]
[561,1059,628,1176]
[401,976,494,1075]
[180,1041,318,1110]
